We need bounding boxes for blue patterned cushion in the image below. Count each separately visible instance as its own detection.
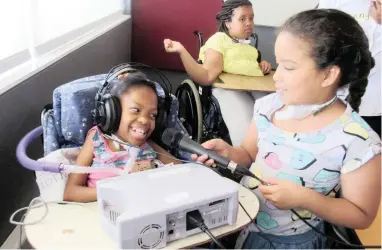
[53,74,104,148]
[43,73,191,160]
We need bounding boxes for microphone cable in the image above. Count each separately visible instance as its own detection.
[86,137,229,248]
[237,167,381,249]
[151,151,382,249]
[238,202,276,249]
[149,151,277,249]
[96,135,382,249]
[186,210,226,249]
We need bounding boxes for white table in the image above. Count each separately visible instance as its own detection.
[214,71,276,92]
[24,183,259,249]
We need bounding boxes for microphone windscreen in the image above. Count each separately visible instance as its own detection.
[161,128,181,148]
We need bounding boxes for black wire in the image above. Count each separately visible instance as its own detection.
[242,170,382,249]
[111,141,381,249]
[239,202,276,249]
[203,227,226,249]
[186,210,226,249]
[209,240,216,249]
[192,158,381,249]
[290,209,381,249]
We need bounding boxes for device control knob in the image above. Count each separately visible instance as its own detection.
[168,218,176,227]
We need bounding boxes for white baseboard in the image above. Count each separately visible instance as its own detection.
[0,225,26,249]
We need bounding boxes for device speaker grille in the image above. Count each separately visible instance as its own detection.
[138,224,164,249]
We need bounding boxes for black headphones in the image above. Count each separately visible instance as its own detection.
[94,63,172,135]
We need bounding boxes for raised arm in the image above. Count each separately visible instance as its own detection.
[63,130,96,202]
[164,39,223,85]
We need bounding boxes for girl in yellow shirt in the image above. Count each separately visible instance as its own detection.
[164,0,272,146]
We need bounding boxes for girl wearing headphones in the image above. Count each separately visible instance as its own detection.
[64,72,180,202]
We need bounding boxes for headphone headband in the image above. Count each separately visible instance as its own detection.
[95,65,137,103]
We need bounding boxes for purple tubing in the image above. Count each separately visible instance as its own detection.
[16,126,63,173]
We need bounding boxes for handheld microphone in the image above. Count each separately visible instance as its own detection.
[161,128,267,184]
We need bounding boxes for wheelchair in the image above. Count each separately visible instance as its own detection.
[175,31,262,144]
[40,69,190,159]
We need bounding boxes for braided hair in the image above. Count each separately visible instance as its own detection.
[280,9,375,112]
[216,0,252,40]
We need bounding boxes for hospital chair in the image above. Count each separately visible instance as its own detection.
[40,67,190,159]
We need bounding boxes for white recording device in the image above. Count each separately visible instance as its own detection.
[97,163,239,249]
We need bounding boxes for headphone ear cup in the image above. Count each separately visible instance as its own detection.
[99,95,121,134]
[156,97,168,130]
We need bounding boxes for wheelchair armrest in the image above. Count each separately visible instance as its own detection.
[41,103,53,145]
[332,224,352,245]
[329,223,364,248]
[41,103,53,126]
[257,50,262,64]
[250,33,259,49]
[326,189,364,248]
[249,33,262,62]
[194,30,204,51]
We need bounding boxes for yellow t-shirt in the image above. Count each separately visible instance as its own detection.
[198,32,263,76]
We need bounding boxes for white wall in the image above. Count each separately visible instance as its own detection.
[250,0,319,27]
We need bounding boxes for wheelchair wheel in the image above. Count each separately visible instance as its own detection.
[175,79,203,143]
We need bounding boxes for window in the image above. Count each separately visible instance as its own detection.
[34,0,123,47]
[0,1,30,73]
[0,1,29,61]
[0,0,125,79]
